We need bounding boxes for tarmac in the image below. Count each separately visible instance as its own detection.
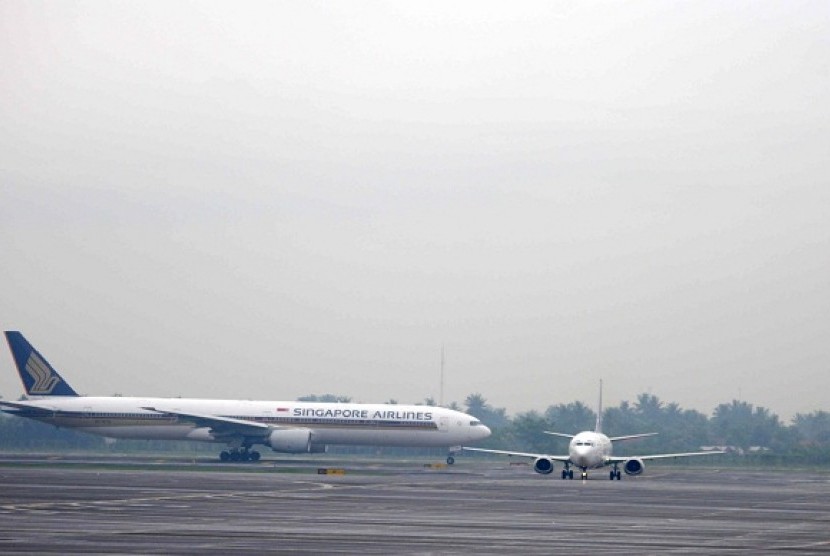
[0,455,828,554]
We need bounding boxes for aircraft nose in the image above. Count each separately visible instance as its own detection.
[479,424,492,439]
[573,446,590,462]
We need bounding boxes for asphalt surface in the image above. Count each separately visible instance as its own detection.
[0,456,828,554]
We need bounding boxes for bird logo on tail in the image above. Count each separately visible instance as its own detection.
[25,351,62,394]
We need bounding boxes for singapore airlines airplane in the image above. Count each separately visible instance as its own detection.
[464,381,722,480]
[2,331,491,462]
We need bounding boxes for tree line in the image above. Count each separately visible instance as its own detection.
[459,393,830,466]
[1,392,828,465]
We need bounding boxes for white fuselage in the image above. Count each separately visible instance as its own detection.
[569,431,613,470]
[10,396,491,448]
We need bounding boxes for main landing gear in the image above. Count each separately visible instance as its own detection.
[219,447,261,463]
[609,464,621,480]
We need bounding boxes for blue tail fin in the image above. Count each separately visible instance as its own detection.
[4,331,78,396]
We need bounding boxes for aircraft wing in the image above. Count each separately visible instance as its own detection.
[544,431,658,441]
[607,450,725,463]
[462,446,570,462]
[142,407,271,437]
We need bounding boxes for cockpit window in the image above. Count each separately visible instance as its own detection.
[470,420,483,426]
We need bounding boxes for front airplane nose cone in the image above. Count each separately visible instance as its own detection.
[572,446,590,466]
[479,424,492,439]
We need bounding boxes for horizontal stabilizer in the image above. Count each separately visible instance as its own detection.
[608,432,658,442]
[543,431,575,439]
[0,399,60,415]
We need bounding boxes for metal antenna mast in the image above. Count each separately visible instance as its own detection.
[440,344,445,407]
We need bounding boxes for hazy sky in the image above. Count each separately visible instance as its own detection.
[1,1,828,421]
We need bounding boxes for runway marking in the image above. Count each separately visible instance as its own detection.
[2,468,829,554]
[0,479,366,514]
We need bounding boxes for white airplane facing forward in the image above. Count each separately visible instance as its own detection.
[464,381,722,480]
[1,332,490,462]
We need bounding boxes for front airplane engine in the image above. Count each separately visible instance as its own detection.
[533,457,555,475]
[623,458,644,476]
[267,428,313,453]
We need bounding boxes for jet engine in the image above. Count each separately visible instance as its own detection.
[623,458,644,476]
[533,457,555,475]
[267,428,313,453]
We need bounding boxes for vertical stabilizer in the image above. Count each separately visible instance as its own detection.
[4,331,78,396]
[595,379,603,433]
